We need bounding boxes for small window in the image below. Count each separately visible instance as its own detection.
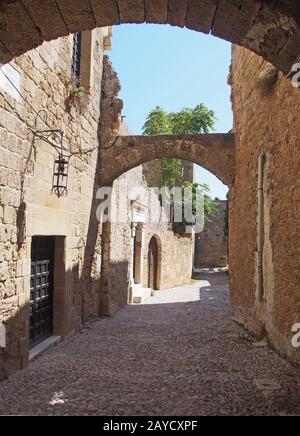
[71,32,82,82]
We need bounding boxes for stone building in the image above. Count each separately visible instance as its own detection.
[0,28,110,378]
[229,45,300,365]
[0,28,194,379]
[194,200,228,269]
[0,0,300,378]
[100,150,194,313]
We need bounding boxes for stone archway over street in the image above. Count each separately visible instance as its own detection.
[0,1,300,74]
[99,133,235,186]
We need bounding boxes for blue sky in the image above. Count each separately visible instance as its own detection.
[110,24,232,199]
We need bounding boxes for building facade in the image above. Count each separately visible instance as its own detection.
[230,45,300,365]
[1,16,299,381]
[0,29,194,379]
[194,200,228,269]
[0,28,110,378]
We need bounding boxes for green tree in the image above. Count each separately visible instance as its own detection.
[142,104,216,188]
[142,104,217,227]
[160,158,183,189]
[169,104,215,135]
[181,182,218,225]
[142,104,215,137]
[142,106,171,135]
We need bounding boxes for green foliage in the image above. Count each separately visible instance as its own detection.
[142,106,171,135]
[142,104,215,136]
[171,182,217,236]
[72,86,86,98]
[160,158,183,188]
[142,104,216,188]
[142,104,217,229]
[181,182,217,224]
[168,104,215,135]
[66,79,89,113]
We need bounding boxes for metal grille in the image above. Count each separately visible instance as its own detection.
[71,32,82,81]
[29,237,55,348]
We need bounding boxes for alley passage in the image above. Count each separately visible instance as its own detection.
[1,271,300,416]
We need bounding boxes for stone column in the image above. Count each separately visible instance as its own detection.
[135,223,145,285]
[139,223,145,285]
[128,223,137,303]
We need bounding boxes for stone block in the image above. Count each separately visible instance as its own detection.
[186,0,218,34]
[22,1,68,41]
[90,0,120,26]
[145,0,168,23]
[117,0,145,23]
[3,206,16,225]
[55,0,96,33]
[18,292,27,307]
[168,0,188,27]
[0,1,42,57]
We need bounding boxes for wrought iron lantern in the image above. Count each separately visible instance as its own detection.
[33,111,71,198]
[33,110,99,198]
[52,153,69,198]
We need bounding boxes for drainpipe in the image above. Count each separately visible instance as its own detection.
[257,153,265,302]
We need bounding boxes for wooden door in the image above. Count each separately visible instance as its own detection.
[148,237,158,290]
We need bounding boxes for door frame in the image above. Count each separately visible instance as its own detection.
[147,235,162,290]
[29,236,55,348]
[28,236,66,347]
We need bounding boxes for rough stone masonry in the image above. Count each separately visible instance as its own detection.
[0,1,300,76]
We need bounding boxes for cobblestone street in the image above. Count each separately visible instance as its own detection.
[0,271,300,416]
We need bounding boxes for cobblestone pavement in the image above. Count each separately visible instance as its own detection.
[1,271,300,416]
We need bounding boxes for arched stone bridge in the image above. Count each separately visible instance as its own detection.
[99,133,235,186]
[0,1,300,74]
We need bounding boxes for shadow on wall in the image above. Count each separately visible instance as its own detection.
[77,142,102,325]
[0,116,129,381]
[101,259,130,316]
[0,305,29,380]
[0,254,130,381]
[80,116,131,319]
[76,122,130,321]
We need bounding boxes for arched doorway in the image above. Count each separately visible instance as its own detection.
[148,236,159,290]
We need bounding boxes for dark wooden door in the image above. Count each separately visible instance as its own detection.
[29,237,55,348]
[148,237,158,290]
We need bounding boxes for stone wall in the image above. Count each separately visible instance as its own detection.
[0,1,299,77]
[142,160,194,289]
[100,165,142,316]
[0,28,111,378]
[194,200,228,268]
[142,159,194,290]
[230,45,300,365]
[99,163,194,315]
[143,160,163,187]
[143,160,195,187]
[142,222,193,291]
[97,57,194,315]
[100,160,194,314]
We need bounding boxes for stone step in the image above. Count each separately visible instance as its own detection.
[132,287,152,304]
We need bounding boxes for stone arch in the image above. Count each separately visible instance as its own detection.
[99,133,235,186]
[0,1,299,74]
[147,234,162,291]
